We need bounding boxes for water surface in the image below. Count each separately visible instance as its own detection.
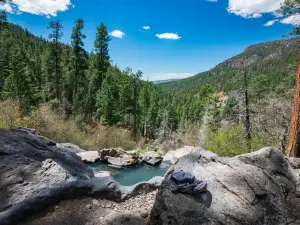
[89,161,170,186]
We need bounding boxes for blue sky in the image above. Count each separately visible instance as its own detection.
[1,0,297,80]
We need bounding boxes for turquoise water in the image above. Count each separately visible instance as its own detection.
[89,162,170,186]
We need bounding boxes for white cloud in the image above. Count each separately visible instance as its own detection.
[264,19,279,26]
[149,73,193,81]
[0,3,13,12]
[1,0,72,17]
[156,33,181,40]
[227,0,283,18]
[280,14,300,26]
[142,26,150,30]
[251,13,262,18]
[110,30,125,38]
[206,0,217,2]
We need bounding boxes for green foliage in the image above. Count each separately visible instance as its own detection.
[47,98,59,110]
[280,0,300,36]
[87,24,111,117]
[158,38,300,95]
[71,18,87,114]
[0,16,296,154]
[47,20,63,101]
[0,10,7,23]
[3,43,34,115]
[203,125,271,157]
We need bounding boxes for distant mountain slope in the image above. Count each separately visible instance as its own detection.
[152,79,180,84]
[158,38,300,94]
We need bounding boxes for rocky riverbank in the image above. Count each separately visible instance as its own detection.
[2,127,300,225]
[0,128,163,225]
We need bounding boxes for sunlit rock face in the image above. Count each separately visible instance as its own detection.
[150,147,300,225]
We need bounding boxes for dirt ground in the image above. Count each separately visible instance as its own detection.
[18,190,158,225]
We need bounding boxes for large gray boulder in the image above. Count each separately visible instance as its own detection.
[150,147,300,225]
[0,128,94,211]
[99,148,139,167]
[76,151,100,163]
[163,146,217,164]
[0,128,164,225]
[56,143,86,154]
[143,151,162,165]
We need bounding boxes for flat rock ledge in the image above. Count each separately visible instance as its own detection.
[99,148,139,167]
[0,128,163,225]
[0,175,163,225]
[76,151,100,163]
[150,147,300,225]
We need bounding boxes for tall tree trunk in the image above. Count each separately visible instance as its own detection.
[287,50,300,157]
[133,76,137,138]
[244,71,251,152]
[55,39,60,101]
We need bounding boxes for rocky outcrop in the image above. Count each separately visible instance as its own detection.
[163,146,217,164]
[0,128,163,225]
[0,175,163,225]
[150,147,300,225]
[56,143,86,154]
[76,151,100,163]
[99,148,139,167]
[0,128,94,211]
[143,151,162,165]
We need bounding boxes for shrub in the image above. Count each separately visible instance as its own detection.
[0,101,137,151]
[203,124,273,157]
[47,98,60,110]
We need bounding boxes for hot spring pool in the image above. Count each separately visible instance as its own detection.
[88,161,170,186]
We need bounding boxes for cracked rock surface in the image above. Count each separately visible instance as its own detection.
[0,128,94,211]
[150,147,300,225]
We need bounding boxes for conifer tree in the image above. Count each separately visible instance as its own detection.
[131,70,142,137]
[88,23,110,116]
[48,20,63,101]
[71,18,87,113]
[3,43,32,115]
[139,81,151,137]
[0,10,7,25]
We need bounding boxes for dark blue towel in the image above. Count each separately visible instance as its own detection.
[170,170,207,194]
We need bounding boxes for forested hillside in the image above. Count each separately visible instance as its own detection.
[158,38,299,94]
[0,12,167,140]
[0,10,298,156]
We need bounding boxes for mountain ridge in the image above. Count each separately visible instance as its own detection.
[158,37,300,94]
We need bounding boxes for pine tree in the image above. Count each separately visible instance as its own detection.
[96,67,120,125]
[88,23,110,116]
[0,10,7,25]
[71,18,87,113]
[48,20,63,101]
[3,43,32,116]
[243,71,251,152]
[94,23,110,89]
[0,27,11,96]
[131,70,142,137]
[139,81,151,137]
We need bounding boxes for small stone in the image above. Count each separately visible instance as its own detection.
[92,199,100,206]
[139,209,148,218]
[99,216,105,223]
[86,204,92,210]
[106,203,112,208]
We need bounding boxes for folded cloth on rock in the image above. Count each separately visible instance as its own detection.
[170,170,207,194]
